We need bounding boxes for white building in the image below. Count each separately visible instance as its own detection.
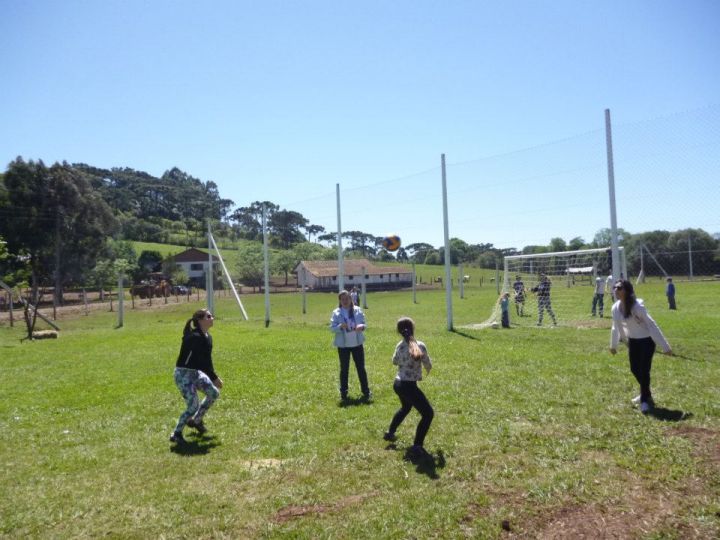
[167,248,219,287]
[294,259,413,291]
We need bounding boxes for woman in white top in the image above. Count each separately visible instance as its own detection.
[330,290,371,401]
[610,280,672,414]
[384,317,433,457]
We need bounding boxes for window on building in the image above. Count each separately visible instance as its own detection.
[190,263,203,271]
[348,275,354,280]
[396,273,400,278]
[365,274,369,279]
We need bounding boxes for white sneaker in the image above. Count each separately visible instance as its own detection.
[631,395,642,405]
[640,402,651,414]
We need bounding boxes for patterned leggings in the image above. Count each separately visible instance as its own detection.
[173,367,220,433]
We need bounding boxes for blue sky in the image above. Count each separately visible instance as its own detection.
[1,0,718,249]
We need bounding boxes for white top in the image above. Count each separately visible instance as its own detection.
[610,299,671,352]
[594,278,606,294]
[392,339,432,381]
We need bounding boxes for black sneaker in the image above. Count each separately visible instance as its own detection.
[362,392,373,402]
[383,432,397,442]
[187,417,207,434]
[169,431,185,443]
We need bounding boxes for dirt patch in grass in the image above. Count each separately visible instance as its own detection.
[668,425,720,464]
[461,438,720,539]
[273,492,378,523]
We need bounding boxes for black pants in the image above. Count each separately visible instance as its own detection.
[388,379,434,447]
[628,337,655,402]
[337,345,370,397]
[501,310,510,328]
[668,295,676,310]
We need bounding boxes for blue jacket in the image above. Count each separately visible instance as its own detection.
[330,305,366,348]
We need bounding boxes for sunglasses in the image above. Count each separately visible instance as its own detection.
[205,314,214,319]
[613,285,623,290]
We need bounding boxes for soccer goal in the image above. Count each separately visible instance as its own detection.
[470,247,626,329]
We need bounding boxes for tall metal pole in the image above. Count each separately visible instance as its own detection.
[412,262,417,304]
[262,204,271,327]
[605,109,621,282]
[336,183,345,292]
[301,267,307,315]
[207,222,215,314]
[441,154,453,331]
[459,263,464,299]
[688,234,694,281]
[117,275,124,328]
[361,265,367,309]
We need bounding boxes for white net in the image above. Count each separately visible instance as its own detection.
[469,247,623,329]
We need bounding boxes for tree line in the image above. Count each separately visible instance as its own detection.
[2,157,718,305]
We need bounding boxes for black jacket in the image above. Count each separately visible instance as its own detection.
[175,330,218,381]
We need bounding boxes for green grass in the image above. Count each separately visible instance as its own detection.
[1,281,718,538]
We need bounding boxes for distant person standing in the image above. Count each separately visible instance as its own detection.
[666,277,676,310]
[610,280,672,414]
[350,287,359,306]
[591,277,606,317]
[500,292,511,328]
[330,290,371,401]
[512,275,526,316]
[531,274,557,326]
[606,274,615,302]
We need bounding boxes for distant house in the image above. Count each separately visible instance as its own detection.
[166,248,219,288]
[294,259,413,291]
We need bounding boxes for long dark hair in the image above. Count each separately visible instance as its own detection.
[183,308,211,337]
[338,290,355,322]
[397,317,423,360]
[616,280,637,318]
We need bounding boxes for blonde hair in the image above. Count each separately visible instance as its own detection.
[397,317,423,360]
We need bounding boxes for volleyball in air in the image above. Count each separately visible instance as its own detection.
[382,234,401,252]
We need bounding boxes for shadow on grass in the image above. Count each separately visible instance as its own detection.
[170,434,221,456]
[385,443,446,479]
[648,407,693,422]
[404,448,446,480]
[450,329,483,341]
[338,396,372,408]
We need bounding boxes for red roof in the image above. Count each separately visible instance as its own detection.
[168,248,219,263]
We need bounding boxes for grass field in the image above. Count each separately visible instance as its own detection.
[1,280,718,538]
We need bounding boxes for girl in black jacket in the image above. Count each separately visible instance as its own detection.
[170,309,224,443]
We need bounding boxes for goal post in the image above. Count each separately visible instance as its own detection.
[465,246,625,329]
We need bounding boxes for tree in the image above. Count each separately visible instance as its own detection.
[592,228,631,248]
[137,250,164,274]
[568,237,586,251]
[317,232,337,245]
[235,243,266,292]
[405,243,435,263]
[273,250,298,285]
[305,224,326,243]
[269,210,309,248]
[0,159,117,304]
[342,231,376,256]
[424,251,441,265]
[229,201,279,240]
[548,237,567,252]
[666,228,718,275]
[292,241,335,262]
